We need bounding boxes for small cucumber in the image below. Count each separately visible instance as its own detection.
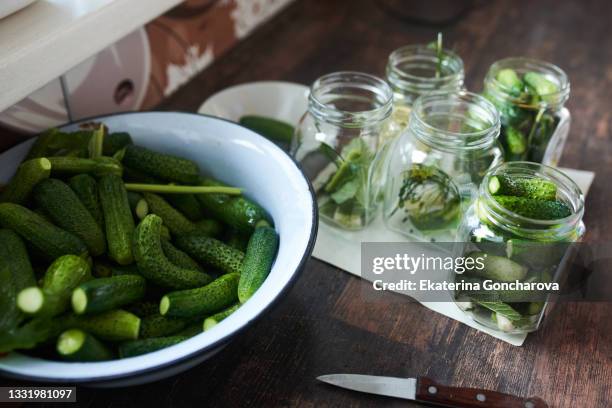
[0,203,88,259]
[194,219,224,238]
[143,192,195,235]
[203,303,240,331]
[139,315,191,338]
[166,193,202,221]
[103,132,133,156]
[0,158,51,204]
[465,251,528,282]
[505,127,527,156]
[489,175,557,201]
[48,157,123,177]
[72,309,140,341]
[175,232,244,275]
[175,323,202,337]
[56,329,114,361]
[196,178,271,234]
[133,214,212,289]
[493,195,572,220]
[0,316,66,353]
[34,178,107,256]
[72,275,146,315]
[99,175,135,265]
[161,239,203,271]
[160,273,240,318]
[0,229,35,291]
[127,191,149,219]
[0,256,21,333]
[69,174,105,229]
[119,336,187,358]
[123,145,200,184]
[524,72,559,96]
[25,128,61,160]
[224,228,250,252]
[126,301,160,317]
[239,115,294,144]
[496,68,523,95]
[17,255,91,317]
[238,222,279,303]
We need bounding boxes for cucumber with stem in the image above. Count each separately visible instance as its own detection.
[56,329,114,361]
[0,158,51,204]
[72,275,146,315]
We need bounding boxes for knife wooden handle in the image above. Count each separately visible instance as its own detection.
[415,377,548,408]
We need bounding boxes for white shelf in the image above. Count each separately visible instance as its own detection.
[0,0,183,113]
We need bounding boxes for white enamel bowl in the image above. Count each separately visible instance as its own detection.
[0,112,317,387]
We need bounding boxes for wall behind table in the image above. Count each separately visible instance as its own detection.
[0,0,293,149]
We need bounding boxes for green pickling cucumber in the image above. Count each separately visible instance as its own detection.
[0,316,66,353]
[196,178,271,234]
[465,251,528,282]
[25,128,61,160]
[175,323,202,337]
[119,336,187,358]
[48,157,123,177]
[160,273,240,318]
[203,303,240,331]
[139,314,191,338]
[504,127,527,157]
[56,329,114,361]
[99,175,135,265]
[0,158,51,204]
[488,175,557,201]
[175,232,244,275]
[224,228,250,251]
[125,301,159,317]
[103,132,133,156]
[34,178,107,256]
[69,174,105,229]
[133,214,212,289]
[524,72,559,97]
[238,221,279,303]
[494,195,572,220]
[143,192,195,235]
[72,309,140,341]
[127,191,149,219]
[161,239,203,271]
[17,255,91,317]
[0,229,35,291]
[0,203,88,259]
[0,257,21,333]
[165,193,202,221]
[239,115,295,144]
[72,275,146,315]
[123,145,200,184]
[496,68,523,96]
[194,219,224,238]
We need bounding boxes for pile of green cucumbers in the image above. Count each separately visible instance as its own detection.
[0,124,278,361]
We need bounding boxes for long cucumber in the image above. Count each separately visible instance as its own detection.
[0,229,35,291]
[133,214,212,289]
[99,175,135,265]
[238,221,279,303]
[34,178,107,256]
[160,273,240,318]
[72,275,146,315]
[0,158,51,204]
[0,203,88,260]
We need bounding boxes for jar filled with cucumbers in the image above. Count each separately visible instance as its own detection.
[291,72,393,230]
[383,36,464,142]
[483,57,571,165]
[382,91,503,242]
[452,162,585,334]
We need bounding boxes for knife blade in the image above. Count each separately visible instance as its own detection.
[317,374,548,408]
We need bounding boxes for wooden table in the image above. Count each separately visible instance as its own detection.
[4,0,611,406]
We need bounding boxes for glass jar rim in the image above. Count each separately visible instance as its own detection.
[386,44,464,84]
[309,71,393,127]
[410,90,500,151]
[480,161,585,231]
[485,57,570,107]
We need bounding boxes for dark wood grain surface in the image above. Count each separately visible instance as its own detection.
[3,0,611,407]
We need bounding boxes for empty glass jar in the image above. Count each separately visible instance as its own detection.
[452,162,585,333]
[383,91,502,242]
[383,44,464,142]
[483,57,571,165]
[291,72,393,230]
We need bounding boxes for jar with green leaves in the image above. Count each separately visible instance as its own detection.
[291,72,393,230]
[382,91,502,242]
[383,38,464,142]
[451,162,585,334]
[483,57,570,165]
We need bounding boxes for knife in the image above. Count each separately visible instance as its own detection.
[317,374,548,408]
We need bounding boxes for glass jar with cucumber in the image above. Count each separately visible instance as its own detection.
[291,72,393,230]
[483,57,570,165]
[383,35,464,142]
[452,162,585,334]
[382,91,503,242]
